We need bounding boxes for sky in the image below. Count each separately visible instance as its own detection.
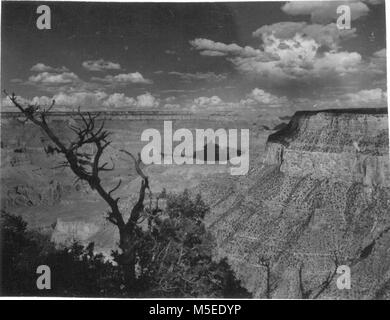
[1,0,387,115]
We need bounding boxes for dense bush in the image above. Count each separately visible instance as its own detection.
[1,212,122,297]
[135,190,250,297]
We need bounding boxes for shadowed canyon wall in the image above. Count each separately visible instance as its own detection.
[201,108,390,299]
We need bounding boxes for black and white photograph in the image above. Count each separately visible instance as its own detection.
[0,0,389,301]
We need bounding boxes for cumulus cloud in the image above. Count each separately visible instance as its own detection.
[187,90,290,112]
[91,72,152,85]
[366,48,386,75]
[373,48,386,58]
[2,90,161,111]
[296,88,387,110]
[199,50,227,57]
[25,64,151,94]
[192,20,376,84]
[102,93,136,108]
[135,92,160,108]
[164,96,176,103]
[189,38,273,60]
[1,91,106,111]
[187,95,239,111]
[22,66,153,108]
[344,88,387,106]
[193,95,223,107]
[281,1,372,24]
[168,71,227,82]
[31,63,69,73]
[312,51,362,76]
[232,34,362,82]
[240,88,289,107]
[82,59,122,72]
[47,91,108,108]
[28,71,79,85]
[253,22,356,50]
[185,87,385,113]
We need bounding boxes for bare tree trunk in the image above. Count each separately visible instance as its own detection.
[118,229,137,292]
[117,176,149,293]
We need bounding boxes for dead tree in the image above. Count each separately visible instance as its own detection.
[4,91,151,292]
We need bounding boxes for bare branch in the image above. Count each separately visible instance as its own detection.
[4,91,126,230]
[109,180,122,196]
[120,149,148,181]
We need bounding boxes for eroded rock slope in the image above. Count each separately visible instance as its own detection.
[201,108,390,299]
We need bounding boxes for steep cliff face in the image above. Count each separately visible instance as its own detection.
[205,108,390,299]
[265,109,390,197]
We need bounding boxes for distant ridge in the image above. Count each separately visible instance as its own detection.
[1,110,194,116]
[293,107,388,115]
[0,110,236,122]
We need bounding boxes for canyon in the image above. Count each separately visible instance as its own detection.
[0,110,267,253]
[1,108,389,299]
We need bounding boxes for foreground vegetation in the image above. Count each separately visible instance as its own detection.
[1,191,251,298]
